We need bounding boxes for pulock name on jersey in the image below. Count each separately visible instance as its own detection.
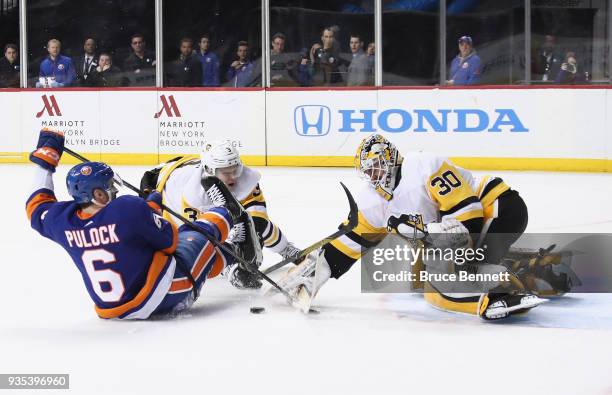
[65,224,120,248]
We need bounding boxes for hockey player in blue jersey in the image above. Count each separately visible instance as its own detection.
[26,129,261,319]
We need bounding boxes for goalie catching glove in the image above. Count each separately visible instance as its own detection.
[425,218,471,250]
[387,214,471,250]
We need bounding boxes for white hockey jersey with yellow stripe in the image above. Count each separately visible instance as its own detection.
[332,152,484,260]
[154,156,290,253]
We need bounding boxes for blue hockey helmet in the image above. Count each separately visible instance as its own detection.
[66,162,120,205]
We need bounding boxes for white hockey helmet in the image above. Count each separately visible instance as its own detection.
[201,140,244,178]
[354,134,402,200]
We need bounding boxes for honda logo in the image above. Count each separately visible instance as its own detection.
[154,95,182,118]
[36,95,62,118]
[294,105,331,136]
[294,106,528,135]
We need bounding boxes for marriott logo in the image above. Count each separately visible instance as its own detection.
[36,95,62,118]
[154,95,182,118]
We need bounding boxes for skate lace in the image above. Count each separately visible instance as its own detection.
[280,243,300,259]
[228,222,246,243]
[207,185,227,207]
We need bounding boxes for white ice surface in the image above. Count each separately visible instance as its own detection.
[1,164,612,395]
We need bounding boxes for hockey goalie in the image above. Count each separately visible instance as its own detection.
[271,134,577,320]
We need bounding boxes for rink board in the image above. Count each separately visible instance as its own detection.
[1,87,611,171]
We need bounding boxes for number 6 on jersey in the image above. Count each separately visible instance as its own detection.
[82,249,125,302]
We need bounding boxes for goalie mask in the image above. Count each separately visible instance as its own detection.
[201,141,244,180]
[354,134,402,200]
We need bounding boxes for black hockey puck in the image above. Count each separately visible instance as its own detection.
[308,308,320,314]
[250,307,266,314]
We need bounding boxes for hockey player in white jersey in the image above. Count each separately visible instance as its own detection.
[141,141,301,289]
[274,134,547,320]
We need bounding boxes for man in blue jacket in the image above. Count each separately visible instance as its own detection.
[196,34,220,87]
[448,35,481,85]
[227,41,256,87]
[37,39,76,88]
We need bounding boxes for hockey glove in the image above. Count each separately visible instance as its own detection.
[29,128,65,172]
[425,218,471,250]
[223,264,262,290]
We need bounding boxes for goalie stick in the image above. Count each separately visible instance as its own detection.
[63,147,295,302]
[262,182,359,275]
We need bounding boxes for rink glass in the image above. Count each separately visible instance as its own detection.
[2,1,611,87]
[445,1,525,85]
[162,0,262,88]
[382,0,440,85]
[531,1,608,84]
[0,0,18,88]
[270,0,375,87]
[25,0,156,88]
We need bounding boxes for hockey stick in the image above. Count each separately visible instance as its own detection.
[63,148,295,301]
[262,182,359,275]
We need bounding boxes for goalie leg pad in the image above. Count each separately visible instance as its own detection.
[266,248,331,312]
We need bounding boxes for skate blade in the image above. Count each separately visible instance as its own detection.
[485,296,548,320]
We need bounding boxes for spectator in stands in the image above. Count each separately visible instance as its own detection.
[74,38,99,86]
[196,34,220,87]
[296,49,311,87]
[271,32,286,54]
[533,34,562,82]
[306,27,343,86]
[345,34,372,86]
[555,52,586,84]
[227,41,256,87]
[366,42,375,56]
[89,53,126,87]
[167,38,202,87]
[447,35,481,85]
[36,39,76,88]
[0,44,20,88]
[124,34,156,86]
[270,32,301,87]
[366,41,375,70]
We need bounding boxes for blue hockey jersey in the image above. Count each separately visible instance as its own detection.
[26,189,178,319]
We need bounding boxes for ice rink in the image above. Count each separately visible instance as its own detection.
[1,163,611,395]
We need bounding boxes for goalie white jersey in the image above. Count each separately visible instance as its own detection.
[331,152,484,260]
